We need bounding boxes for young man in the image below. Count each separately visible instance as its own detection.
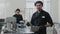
[31,1,54,34]
[13,9,23,24]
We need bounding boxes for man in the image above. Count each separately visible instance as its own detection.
[13,9,23,24]
[31,1,54,34]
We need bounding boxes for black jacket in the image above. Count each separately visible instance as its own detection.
[31,9,53,26]
[13,14,23,24]
[31,9,54,34]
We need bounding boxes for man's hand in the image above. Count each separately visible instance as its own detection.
[45,23,51,27]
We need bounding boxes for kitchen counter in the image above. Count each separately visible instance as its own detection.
[3,26,34,34]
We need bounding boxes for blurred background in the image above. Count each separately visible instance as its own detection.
[0,0,59,23]
[0,0,60,34]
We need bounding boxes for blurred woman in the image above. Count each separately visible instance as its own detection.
[13,8,23,24]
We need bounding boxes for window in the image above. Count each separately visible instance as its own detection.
[25,0,51,21]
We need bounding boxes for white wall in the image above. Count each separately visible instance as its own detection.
[58,0,60,23]
[0,0,25,19]
[50,0,59,23]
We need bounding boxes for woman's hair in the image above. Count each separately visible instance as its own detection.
[15,8,20,12]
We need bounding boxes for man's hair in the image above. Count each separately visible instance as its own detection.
[15,8,20,12]
[34,1,43,6]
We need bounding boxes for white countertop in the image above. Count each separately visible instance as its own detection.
[3,26,34,34]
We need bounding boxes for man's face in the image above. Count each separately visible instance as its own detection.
[35,3,43,10]
[15,11,20,14]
